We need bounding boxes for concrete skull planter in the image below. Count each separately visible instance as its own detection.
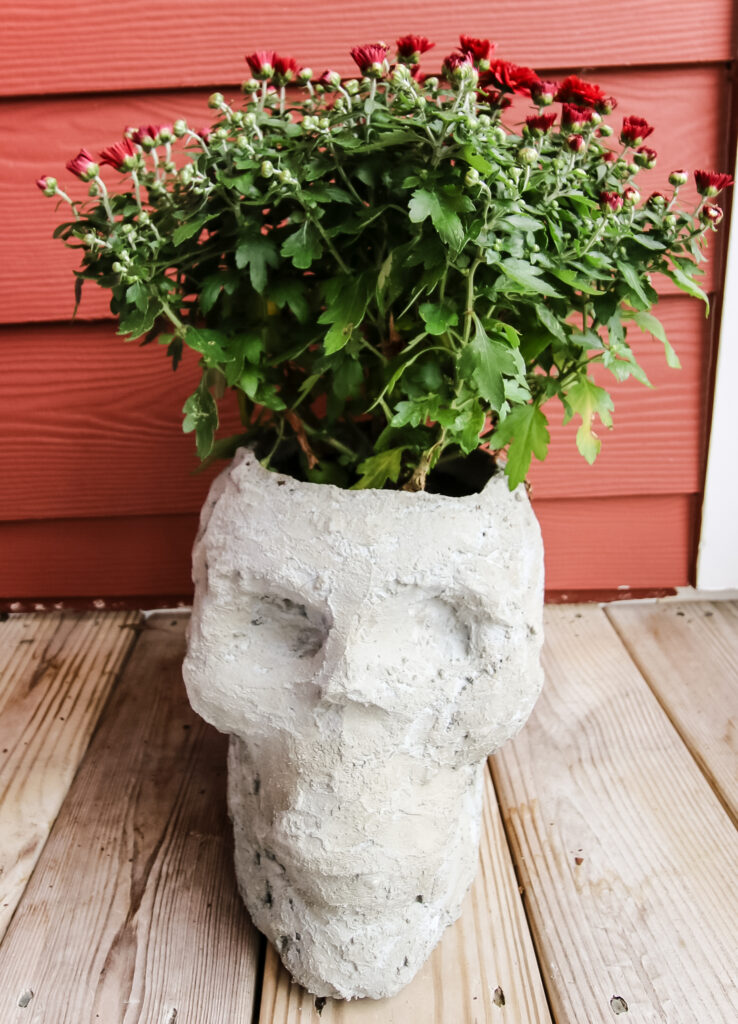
[183,448,544,999]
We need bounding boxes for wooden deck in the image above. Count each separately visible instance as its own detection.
[0,602,736,1022]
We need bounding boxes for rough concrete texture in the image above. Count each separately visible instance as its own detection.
[183,449,544,999]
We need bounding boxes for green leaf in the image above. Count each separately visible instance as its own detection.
[408,188,471,252]
[460,316,521,411]
[563,377,614,464]
[125,281,148,312]
[535,304,568,343]
[499,258,563,297]
[318,275,369,354]
[458,146,493,175]
[632,233,666,251]
[172,215,212,245]
[236,235,279,293]
[352,447,407,490]
[182,385,219,459]
[666,264,710,313]
[419,301,459,336]
[504,213,544,233]
[199,274,225,315]
[268,279,310,323]
[616,260,652,309]
[117,302,159,340]
[629,309,681,369]
[489,404,550,490]
[280,221,323,269]
[185,327,232,365]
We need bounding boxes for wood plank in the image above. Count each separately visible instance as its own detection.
[0,613,261,1023]
[491,605,738,1023]
[0,493,694,599]
[0,298,709,523]
[606,600,738,824]
[0,611,140,941]
[258,764,552,1023]
[2,0,732,97]
[2,65,728,324]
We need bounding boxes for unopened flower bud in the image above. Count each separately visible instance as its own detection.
[567,134,584,152]
[663,212,677,229]
[700,203,723,225]
[208,92,225,109]
[138,211,150,224]
[318,117,330,130]
[647,192,667,209]
[597,124,614,137]
[518,145,538,165]
[213,127,228,141]
[36,175,58,196]
[260,160,275,178]
[589,111,602,126]
[298,67,313,83]
[344,79,360,95]
[241,79,260,94]
[489,126,506,146]
[83,232,97,245]
[173,119,188,137]
[88,182,100,196]
[464,167,480,187]
[669,169,689,187]
[236,134,248,148]
[111,261,124,274]
[623,185,640,205]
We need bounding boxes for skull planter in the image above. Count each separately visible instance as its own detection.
[183,448,544,1000]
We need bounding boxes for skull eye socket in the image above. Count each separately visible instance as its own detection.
[245,594,328,660]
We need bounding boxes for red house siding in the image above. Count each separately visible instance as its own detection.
[1,2,735,601]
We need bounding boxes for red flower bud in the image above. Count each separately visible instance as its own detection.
[525,112,557,134]
[530,79,558,106]
[316,69,342,90]
[458,35,495,64]
[567,133,585,152]
[620,115,654,146]
[66,148,98,180]
[246,50,277,79]
[273,55,299,86]
[396,35,435,63]
[669,169,689,187]
[634,145,657,169]
[556,74,612,110]
[647,192,667,208]
[623,185,640,204]
[694,169,734,196]
[350,42,389,77]
[99,136,138,171]
[600,190,623,212]
[700,202,723,224]
[443,50,474,80]
[602,150,618,164]
[561,103,595,129]
[131,123,170,147]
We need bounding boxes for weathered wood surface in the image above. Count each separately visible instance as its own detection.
[0,493,694,599]
[0,614,261,1024]
[606,600,738,825]
[3,0,732,98]
[4,66,726,324]
[491,605,738,1023]
[0,611,140,941]
[258,765,552,1024]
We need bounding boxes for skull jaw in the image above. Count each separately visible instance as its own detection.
[228,734,485,1000]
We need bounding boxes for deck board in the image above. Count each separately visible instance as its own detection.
[257,766,551,1023]
[606,600,738,824]
[491,605,738,1023]
[0,614,260,1024]
[0,611,140,941]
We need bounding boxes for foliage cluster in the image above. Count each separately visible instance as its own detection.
[41,36,732,490]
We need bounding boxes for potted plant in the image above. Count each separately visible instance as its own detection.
[39,34,731,1000]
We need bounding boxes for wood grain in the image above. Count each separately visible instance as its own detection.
[2,0,732,97]
[0,613,261,1024]
[0,493,694,598]
[606,600,738,824]
[258,765,551,1023]
[491,605,738,1023]
[2,66,728,323]
[0,298,709,523]
[0,611,140,940]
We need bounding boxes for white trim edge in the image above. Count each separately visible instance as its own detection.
[697,137,738,589]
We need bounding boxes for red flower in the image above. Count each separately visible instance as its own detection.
[601,151,618,164]
[481,59,540,95]
[556,75,615,113]
[99,136,138,170]
[459,35,495,63]
[600,190,623,212]
[66,148,98,179]
[620,116,653,145]
[396,35,434,62]
[634,145,657,169]
[273,55,299,85]
[246,50,277,79]
[561,104,595,129]
[197,126,212,143]
[694,169,734,196]
[567,134,585,152]
[131,123,170,146]
[530,80,559,106]
[525,112,556,133]
[350,43,389,77]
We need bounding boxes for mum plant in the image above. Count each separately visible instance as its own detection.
[39,35,732,492]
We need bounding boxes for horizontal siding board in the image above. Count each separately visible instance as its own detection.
[0,297,707,522]
[2,1,733,97]
[2,66,728,324]
[0,494,693,598]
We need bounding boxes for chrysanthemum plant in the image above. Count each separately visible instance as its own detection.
[40,36,732,491]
